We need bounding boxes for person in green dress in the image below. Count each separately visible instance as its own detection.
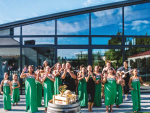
[0,72,12,111]
[53,63,62,95]
[20,65,40,113]
[115,71,125,108]
[11,74,20,106]
[103,67,118,113]
[94,66,103,107]
[41,66,55,112]
[128,68,149,112]
[78,67,88,107]
[35,69,43,107]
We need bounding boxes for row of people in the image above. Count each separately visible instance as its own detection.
[0,61,149,113]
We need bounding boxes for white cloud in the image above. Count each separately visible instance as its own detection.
[83,0,96,7]
[131,20,150,31]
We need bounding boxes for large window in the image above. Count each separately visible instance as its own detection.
[124,2,150,35]
[125,37,150,45]
[57,14,89,35]
[58,37,89,45]
[0,48,20,82]
[0,37,20,45]
[92,37,122,45]
[22,47,55,68]
[92,49,123,70]
[91,8,122,35]
[22,20,55,35]
[0,27,20,36]
[125,47,150,83]
[57,49,88,69]
[23,37,54,45]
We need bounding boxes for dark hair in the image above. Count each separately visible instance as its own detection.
[4,72,9,80]
[28,65,34,73]
[124,60,128,64]
[103,70,108,74]
[108,67,115,74]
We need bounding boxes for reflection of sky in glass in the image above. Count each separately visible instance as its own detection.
[92,37,122,45]
[57,49,88,59]
[57,14,89,35]
[91,8,122,35]
[23,37,54,45]
[22,20,55,35]
[125,37,136,45]
[14,27,20,35]
[124,2,150,35]
[58,37,88,45]
[14,38,20,42]
[92,49,108,56]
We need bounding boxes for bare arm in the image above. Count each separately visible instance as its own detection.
[61,69,67,79]
[77,74,84,81]
[41,74,47,83]
[91,73,96,82]
[20,70,27,78]
[0,80,4,94]
[68,70,76,79]
[85,74,90,82]
[128,77,134,90]
[53,70,61,77]
[47,74,55,82]
[139,77,149,86]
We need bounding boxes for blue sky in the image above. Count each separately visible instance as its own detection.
[0,0,125,25]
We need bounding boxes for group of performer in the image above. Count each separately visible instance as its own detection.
[0,60,149,113]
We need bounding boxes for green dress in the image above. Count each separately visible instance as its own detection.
[78,77,88,107]
[35,80,42,107]
[105,78,117,106]
[54,75,62,95]
[3,83,11,110]
[44,75,54,107]
[94,75,101,106]
[116,83,123,105]
[25,76,38,112]
[12,82,20,103]
[131,78,141,112]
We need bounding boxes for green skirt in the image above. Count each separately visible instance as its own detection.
[12,85,20,103]
[94,77,101,106]
[54,76,62,95]
[3,85,11,110]
[36,81,42,107]
[115,84,123,105]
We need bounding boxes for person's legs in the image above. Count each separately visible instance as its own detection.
[90,102,94,112]
[110,105,113,112]
[106,106,109,113]
[88,102,91,111]
[44,107,47,112]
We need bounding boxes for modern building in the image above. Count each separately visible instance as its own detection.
[0,0,150,94]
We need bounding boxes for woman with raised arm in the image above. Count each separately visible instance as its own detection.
[53,63,62,95]
[128,68,149,112]
[41,66,55,112]
[78,67,88,107]
[94,66,103,107]
[103,67,118,113]
[85,65,96,112]
[20,65,40,113]
[0,72,12,111]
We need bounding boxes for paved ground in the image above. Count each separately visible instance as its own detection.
[0,93,150,113]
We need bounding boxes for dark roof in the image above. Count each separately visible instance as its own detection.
[128,50,150,58]
[0,0,150,30]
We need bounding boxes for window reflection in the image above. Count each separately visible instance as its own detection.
[92,49,123,70]
[92,37,122,45]
[57,49,88,69]
[58,37,88,45]
[57,14,89,35]
[0,48,20,82]
[125,47,150,83]
[124,2,150,35]
[22,20,55,35]
[0,27,20,36]
[23,37,54,45]
[91,8,122,35]
[125,37,150,45]
[0,38,20,45]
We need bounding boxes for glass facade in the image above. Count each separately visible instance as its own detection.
[0,1,150,93]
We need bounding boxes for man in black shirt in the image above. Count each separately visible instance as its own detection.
[117,60,131,101]
[61,62,76,92]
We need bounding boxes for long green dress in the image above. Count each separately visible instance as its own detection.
[35,80,42,107]
[12,82,20,104]
[54,75,62,95]
[78,77,88,107]
[116,83,123,105]
[94,75,101,106]
[44,75,54,107]
[3,82,11,110]
[131,78,141,112]
[105,78,117,106]
[25,76,38,112]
